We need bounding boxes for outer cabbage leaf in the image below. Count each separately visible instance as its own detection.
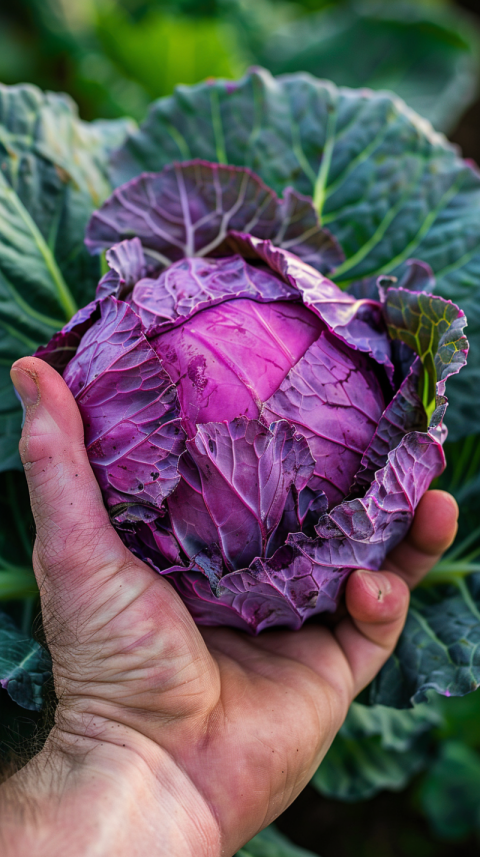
[311,701,440,802]
[369,575,480,707]
[353,358,426,491]
[236,825,317,857]
[349,258,436,301]
[130,254,300,332]
[63,298,185,520]
[0,83,133,469]
[97,237,147,300]
[168,418,314,571]
[351,282,469,494]
[35,238,149,373]
[0,609,51,711]
[34,298,100,375]
[87,160,343,274]
[383,287,469,418]
[260,0,480,134]
[109,67,480,438]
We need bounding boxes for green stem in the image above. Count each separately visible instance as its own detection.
[313,106,337,217]
[421,561,480,586]
[0,569,38,600]
[442,526,480,563]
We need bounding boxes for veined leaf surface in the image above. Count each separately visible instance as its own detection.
[312,701,440,801]
[370,574,480,707]
[110,67,480,438]
[0,83,133,469]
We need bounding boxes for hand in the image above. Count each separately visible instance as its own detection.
[2,356,458,857]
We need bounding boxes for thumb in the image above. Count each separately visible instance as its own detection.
[10,357,129,595]
[12,358,217,723]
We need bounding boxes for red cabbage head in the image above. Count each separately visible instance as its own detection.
[37,162,468,633]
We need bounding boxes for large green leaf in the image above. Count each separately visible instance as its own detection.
[0,608,51,711]
[419,740,480,840]
[109,66,480,439]
[0,83,133,470]
[236,825,317,857]
[260,0,480,134]
[311,701,439,801]
[370,574,480,707]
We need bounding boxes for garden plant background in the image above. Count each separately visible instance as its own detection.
[3,0,480,855]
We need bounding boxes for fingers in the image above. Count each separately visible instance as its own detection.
[385,489,459,589]
[335,490,459,695]
[10,357,128,588]
[334,568,410,696]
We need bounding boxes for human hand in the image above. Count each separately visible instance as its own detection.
[2,356,458,857]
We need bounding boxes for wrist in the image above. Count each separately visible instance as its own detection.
[0,719,221,857]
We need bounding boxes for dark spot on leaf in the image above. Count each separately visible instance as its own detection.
[165,347,177,363]
[187,355,207,391]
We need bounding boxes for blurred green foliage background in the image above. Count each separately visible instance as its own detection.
[1,0,480,132]
[3,1,480,855]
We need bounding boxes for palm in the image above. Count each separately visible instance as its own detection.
[48,547,349,832]
[13,357,458,854]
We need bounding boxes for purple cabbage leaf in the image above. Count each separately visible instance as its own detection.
[85,160,344,275]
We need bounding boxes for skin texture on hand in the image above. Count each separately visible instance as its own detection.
[0,356,459,857]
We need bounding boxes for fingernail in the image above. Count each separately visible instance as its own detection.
[10,366,40,408]
[358,570,392,603]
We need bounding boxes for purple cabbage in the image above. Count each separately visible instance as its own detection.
[36,161,469,633]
